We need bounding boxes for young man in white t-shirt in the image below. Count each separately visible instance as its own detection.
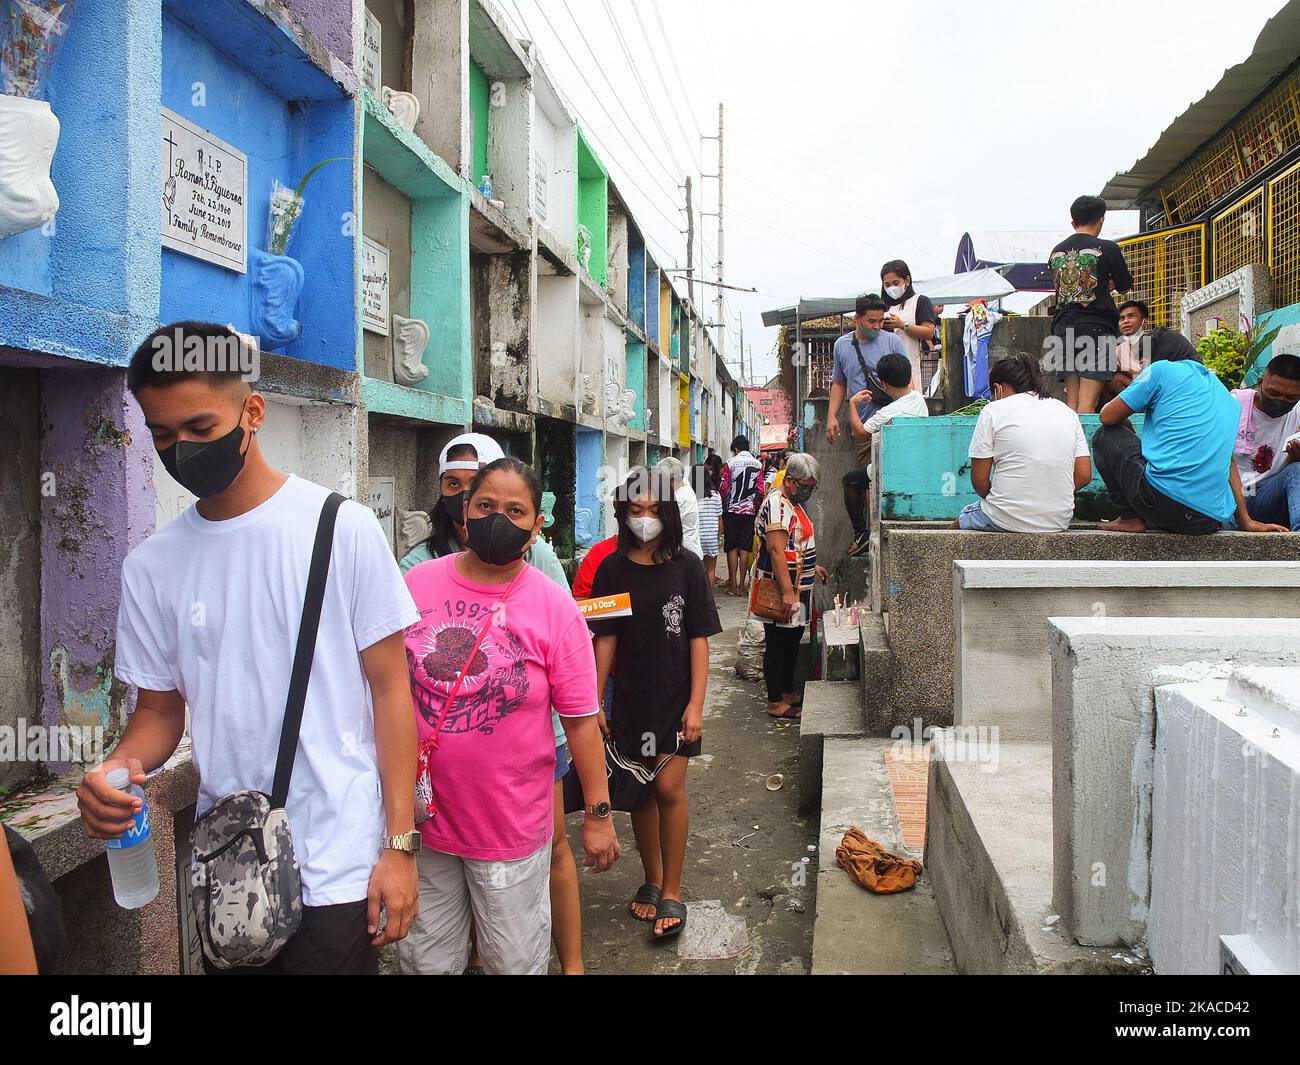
[1229,353,1300,532]
[843,352,928,556]
[75,322,421,974]
[956,352,1093,533]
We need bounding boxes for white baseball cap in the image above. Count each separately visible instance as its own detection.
[438,432,506,475]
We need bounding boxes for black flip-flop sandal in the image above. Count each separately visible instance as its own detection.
[628,883,662,922]
[653,899,687,940]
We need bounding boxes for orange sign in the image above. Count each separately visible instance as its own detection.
[577,592,632,620]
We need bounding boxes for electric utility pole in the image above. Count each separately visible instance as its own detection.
[702,102,724,364]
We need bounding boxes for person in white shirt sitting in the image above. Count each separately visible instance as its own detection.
[1227,352,1300,532]
[955,351,1093,533]
[843,353,929,556]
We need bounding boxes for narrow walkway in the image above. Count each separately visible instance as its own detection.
[564,590,817,974]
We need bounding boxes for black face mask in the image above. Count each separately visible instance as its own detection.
[1257,392,1298,419]
[466,512,533,566]
[443,489,467,527]
[158,405,251,498]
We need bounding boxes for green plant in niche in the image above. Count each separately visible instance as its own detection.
[267,156,349,256]
[1197,327,1249,389]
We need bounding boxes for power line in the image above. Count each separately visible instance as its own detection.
[595,0,693,185]
[525,2,687,230]
[627,4,701,176]
[727,164,931,268]
[505,1,686,269]
[554,0,686,189]
[725,120,951,266]
[651,1,705,134]
[729,203,871,275]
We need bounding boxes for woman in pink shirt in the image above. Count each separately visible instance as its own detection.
[396,458,618,975]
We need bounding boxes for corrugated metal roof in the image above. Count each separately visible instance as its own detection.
[1101,0,1300,209]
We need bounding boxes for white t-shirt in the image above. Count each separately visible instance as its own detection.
[676,483,703,558]
[864,389,929,435]
[969,392,1089,533]
[1230,388,1300,492]
[114,475,419,906]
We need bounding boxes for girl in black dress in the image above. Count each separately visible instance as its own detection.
[589,467,721,940]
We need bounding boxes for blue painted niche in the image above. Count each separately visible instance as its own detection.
[160,4,355,369]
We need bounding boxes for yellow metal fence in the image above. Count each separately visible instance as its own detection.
[1116,225,1205,329]
[1269,159,1300,308]
[1212,188,1265,281]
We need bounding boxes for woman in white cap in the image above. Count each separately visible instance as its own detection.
[400,433,565,583]
[397,434,583,974]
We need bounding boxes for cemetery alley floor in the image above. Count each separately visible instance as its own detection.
[379,586,819,975]
[559,589,817,975]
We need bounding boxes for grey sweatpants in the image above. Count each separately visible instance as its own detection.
[396,843,552,975]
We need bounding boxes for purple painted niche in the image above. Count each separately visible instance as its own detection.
[40,366,156,771]
[283,0,355,71]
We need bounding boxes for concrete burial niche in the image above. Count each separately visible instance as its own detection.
[955,560,1300,741]
[867,527,1300,734]
[160,3,355,366]
[1048,617,1300,950]
[1150,668,1300,974]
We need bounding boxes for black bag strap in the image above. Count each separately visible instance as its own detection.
[271,491,345,810]
[850,336,889,407]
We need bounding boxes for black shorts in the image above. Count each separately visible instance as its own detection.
[724,512,756,553]
[1048,320,1118,382]
[201,900,377,975]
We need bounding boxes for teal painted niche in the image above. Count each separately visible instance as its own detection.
[469,58,490,190]
[575,127,608,287]
[360,89,471,425]
[877,413,1145,522]
[626,337,648,431]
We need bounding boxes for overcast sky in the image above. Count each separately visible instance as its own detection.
[500,0,1286,384]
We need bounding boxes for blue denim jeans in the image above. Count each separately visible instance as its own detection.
[957,500,1010,532]
[1245,462,1300,532]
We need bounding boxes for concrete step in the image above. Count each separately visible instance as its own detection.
[797,680,865,816]
[812,737,956,975]
[925,736,1148,974]
[858,612,893,735]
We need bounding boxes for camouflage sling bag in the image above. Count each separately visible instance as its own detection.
[188,492,344,969]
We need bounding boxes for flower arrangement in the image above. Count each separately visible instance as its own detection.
[1,0,75,99]
[266,156,347,256]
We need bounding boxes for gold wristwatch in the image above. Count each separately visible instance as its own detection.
[383,830,422,853]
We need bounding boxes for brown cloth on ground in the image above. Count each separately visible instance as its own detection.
[835,827,922,894]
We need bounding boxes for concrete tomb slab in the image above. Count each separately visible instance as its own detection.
[1048,617,1300,948]
[955,560,1300,741]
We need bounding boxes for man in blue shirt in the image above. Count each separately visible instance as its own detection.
[1094,350,1286,535]
[828,294,907,546]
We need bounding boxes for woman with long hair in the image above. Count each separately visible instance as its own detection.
[955,352,1092,533]
[587,467,721,940]
[880,259,938,391]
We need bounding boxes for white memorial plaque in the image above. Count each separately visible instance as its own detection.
[369,477,396,550]
[361,10,382,97]
[362,236,391,335]
[161,108,248,273]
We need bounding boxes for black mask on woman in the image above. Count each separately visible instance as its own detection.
[466,512,533,566]
[443,490,467,526]
[158,402,251,498]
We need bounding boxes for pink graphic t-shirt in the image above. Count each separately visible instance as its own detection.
[403,554,598,861]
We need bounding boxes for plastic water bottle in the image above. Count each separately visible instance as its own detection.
[103,767,160,909]
[478,173,493,199]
